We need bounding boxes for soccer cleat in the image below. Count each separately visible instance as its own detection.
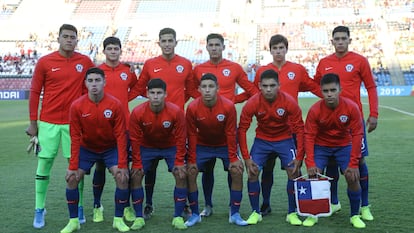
[33,208,46,229]
[143,205,154,220]
[260,204,272,216]
[350,215,366,229]
[93,205,104,222]
[172,216,187,230]
[302,216,318,227]
[246,211,262,225]
[200,205,213,217]
[285,212,302,226]
[60,218,80,233]
[360,205,374,221]
[123,206,136,222]
[130,217,145,230]
[330,202,342,216]
[113,217,130,232]
[229,212,248,226]
[185,213,202,227]
[78,206,86,224]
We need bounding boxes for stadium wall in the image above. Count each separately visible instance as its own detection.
[297,86,414,98]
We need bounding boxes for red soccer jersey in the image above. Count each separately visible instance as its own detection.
[314,52,378,118]
[69,93,128,170]
[129,55,197,110]
[193,59,258,103]
[304,97,363,169]
[186,96,238,164]
[29,51,94,124]
[238,61,321,102]
[129,101,187,168]
[98,63,138,128]
[238,91,305,160]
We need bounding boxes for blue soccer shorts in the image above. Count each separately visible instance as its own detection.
[140,146,176,173]
[78,146,118,173]
[314,145,352,172]
[250,137,296,170]
[196,145,232,172]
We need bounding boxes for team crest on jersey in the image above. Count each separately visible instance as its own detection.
[75,64,84,73]
[176,65,184,73]
[339,115,348,123]
[287,72,295,80]
[345,64,354,72]
[216,114,225,121]
[163,121,171,128]
[222,69,231,77]
[103,109,113,118]
[276,108,285,116]
[120,72,128,81]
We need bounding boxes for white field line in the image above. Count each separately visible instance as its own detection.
[363,103,414,117]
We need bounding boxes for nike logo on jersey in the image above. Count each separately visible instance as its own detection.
[81,113,91,117]
[325,67,333,71]
[153,68,162,73]
[258,111,266,115]
[52,68,61,72]
[197,117,206,121]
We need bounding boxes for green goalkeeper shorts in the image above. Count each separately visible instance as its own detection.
[37,121,70,159]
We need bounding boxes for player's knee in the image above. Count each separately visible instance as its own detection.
[229,169,243,181]
[130,173,143,188]
[114,172,128,186]
[36,158,54,176]
[347,181,361,191]
[66,175,79,188]
[248,173,259,182]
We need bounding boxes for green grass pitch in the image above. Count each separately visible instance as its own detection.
[1,96,413,233]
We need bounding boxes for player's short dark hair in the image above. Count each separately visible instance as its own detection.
[200,73,218,85]
[269,34,288,50]
[85,67,105,79]
[320,73,340,86]
[103,36,121,49]
[332,26,350,37]
[159,28,176,39]
[260,69,279,83]
[59,24,78,36]
[206,33,224,44]
[147,78,167,91]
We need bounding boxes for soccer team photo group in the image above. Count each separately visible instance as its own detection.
[1,1,414,233]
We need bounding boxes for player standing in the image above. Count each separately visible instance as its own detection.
[313,25,377,222]
[128,28,197,219]
[27,24,94,229]
[238,34,321,216]
[192,33,258,217]
[91,36,139,223]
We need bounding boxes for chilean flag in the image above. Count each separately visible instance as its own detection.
[295,179,332,217]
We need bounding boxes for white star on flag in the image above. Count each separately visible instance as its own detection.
[299,186,307,195]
